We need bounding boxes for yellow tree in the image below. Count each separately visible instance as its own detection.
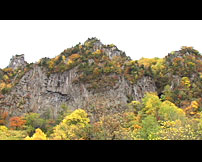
[141,93,161,118]
[0,126,27,140]
[25,128,47,140]
[158,100,186,122]
[138,57,159,68]
[50,109,90,140]
[151,120,198,140]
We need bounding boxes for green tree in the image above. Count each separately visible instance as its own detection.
[158,100,186,122]
[133,115,160,140]
[24,113,46,136]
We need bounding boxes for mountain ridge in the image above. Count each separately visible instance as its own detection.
[0,38,201,122]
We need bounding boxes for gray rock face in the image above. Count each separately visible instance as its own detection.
[84,38,126,59]
[0,63,157,119]
[8,54,27,70]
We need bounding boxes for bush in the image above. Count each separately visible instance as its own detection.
[24,113,46,136]
[1,87,11,94]
[133,115,160,140]
[0,126,27,140]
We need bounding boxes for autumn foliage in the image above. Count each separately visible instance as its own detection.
[9,116,26,130]
[25,128,47,140]
[0,110,8,125]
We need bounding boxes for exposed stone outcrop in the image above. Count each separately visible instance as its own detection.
[0,64,156,119]
[8,54,27,70]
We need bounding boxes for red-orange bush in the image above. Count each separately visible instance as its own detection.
[9,116,26,130]
[0,110,8,125]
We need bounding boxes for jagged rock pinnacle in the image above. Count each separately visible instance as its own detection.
[8,54,28,70]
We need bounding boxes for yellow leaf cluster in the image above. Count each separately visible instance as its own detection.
[62,55,66,62]
[184,101,199,116]
[67,59,73,65]
[129,60,136,65]
[25,128,47,140]
[191,101,199,109]
[50,109,90,140]
[48,59,55,69]
[6,83,12,89]
[159,100,186,121]
[152,119,197,140]
[3,75,9,81]
[53,55,60,62]
[142,93,161,116]
[92,50,102,55]
[131,101,141,105]
[84,41,91,47]
[109,44,115,47]
[0,126,27,140]
[181,77,191,88]
[0,82,6,90]
[3,68,13,73]
[0,82,12,91]
[0,126,8,132]
[188,62,195,66]
[79,45,82,49]
[199,73,202,79]
[138,57,158,68]
[151,59,165,74]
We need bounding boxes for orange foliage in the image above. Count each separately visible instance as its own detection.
[124,67,131,75]
[173,57,183,66]
[69,54,80,60]
[9,116,26,129]
[93,67,100,76]
[0,110,8,125]
[184,101,199,116]
[138,58,157,68]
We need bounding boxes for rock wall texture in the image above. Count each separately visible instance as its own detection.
[8,54,27,70]
[0,64,156,119]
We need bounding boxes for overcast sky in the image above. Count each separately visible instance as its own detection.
[0,20,202,68]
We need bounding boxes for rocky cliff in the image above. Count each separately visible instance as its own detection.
[0,38,157,120]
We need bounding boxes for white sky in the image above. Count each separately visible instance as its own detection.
[0,20,202,68]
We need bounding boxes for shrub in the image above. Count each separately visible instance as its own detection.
[9,116,26,130]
